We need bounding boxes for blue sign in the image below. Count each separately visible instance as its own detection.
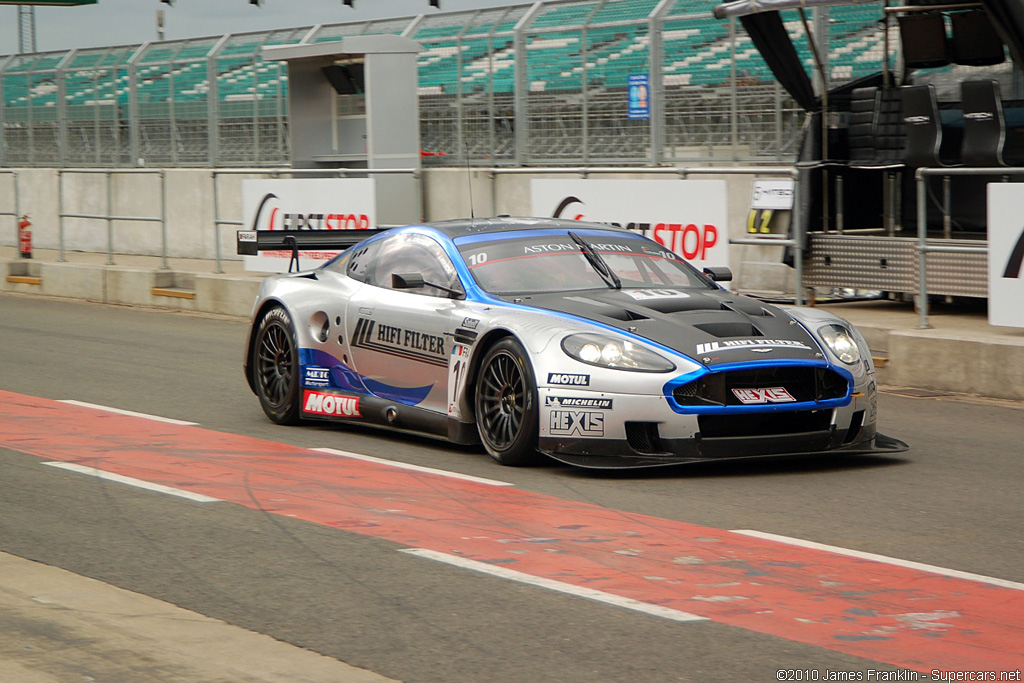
[628,73,650,120]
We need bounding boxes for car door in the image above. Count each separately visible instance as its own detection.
[344,232,465,415]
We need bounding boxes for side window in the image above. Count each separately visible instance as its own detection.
[344,240,381,282]
[367,233,462,298]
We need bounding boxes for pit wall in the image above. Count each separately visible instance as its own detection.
[0,167,794,296]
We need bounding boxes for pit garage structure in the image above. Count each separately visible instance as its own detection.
[715,0,1024,305]
[260,34,422,227]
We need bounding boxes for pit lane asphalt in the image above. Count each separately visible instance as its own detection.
[1,293,1022,681]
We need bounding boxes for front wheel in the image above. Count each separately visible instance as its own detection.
[474,338,540,466]
[252,306,302,425]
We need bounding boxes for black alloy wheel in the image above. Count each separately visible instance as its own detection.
[475,338,540,466]
[253,306,302,424]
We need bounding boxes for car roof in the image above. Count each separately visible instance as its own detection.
[419,216,637,240]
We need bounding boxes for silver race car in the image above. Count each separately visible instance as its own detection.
[241,217,907,468]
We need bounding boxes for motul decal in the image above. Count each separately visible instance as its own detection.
[548,373,590,386]
[732,387,796,405]
[302,390,362,417]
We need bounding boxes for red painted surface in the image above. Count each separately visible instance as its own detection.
[1,389,1022,674]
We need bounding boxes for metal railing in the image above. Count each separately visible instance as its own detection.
[0,170,21,245]
[1,2,850,170]
[914,166,1024,328]
[57,169,168,267]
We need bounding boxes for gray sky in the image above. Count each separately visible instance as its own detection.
[1,0,531,56]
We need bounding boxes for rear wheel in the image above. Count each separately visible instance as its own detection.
[474,338,540,466]
[252,306,302,425]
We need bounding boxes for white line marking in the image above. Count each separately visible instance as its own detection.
[401,548,707,623]
[314,447,513,487]
[58,400,198,426]
[44,462,219,503]
[732,529,1024,591]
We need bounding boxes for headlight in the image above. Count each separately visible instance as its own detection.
[562,333,675,372]
[819,324,861,365]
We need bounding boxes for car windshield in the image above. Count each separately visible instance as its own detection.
[457,232,714,295]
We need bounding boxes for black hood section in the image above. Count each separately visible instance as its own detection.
[521,288,824,366]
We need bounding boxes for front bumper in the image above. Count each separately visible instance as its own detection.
[535,384,905,469]
[538,429,909,469]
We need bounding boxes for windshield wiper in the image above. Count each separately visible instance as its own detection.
[568,231,621,290]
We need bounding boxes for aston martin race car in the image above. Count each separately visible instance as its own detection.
[241,217,907,468]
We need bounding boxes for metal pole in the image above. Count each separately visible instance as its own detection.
[729,18,738,161]
[213,171,223,273]
[943,174,951,239]
[793,176,805,306]
[107,171,115,265]
[160,170,169,269]
[835,174,843,233]
[12,170,20,248]
[17,7,36,54]
[916,171,930,329]
[58,170,67,262]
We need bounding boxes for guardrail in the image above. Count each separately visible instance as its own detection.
[487,166,806,304]
[57,169,168,268]
[915,166,1024,329]
[211,167,419,274]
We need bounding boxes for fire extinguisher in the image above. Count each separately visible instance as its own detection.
[18,214,32,259]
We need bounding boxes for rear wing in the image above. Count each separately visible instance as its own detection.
[237,229,384,272]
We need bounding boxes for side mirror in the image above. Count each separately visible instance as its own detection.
[392,272,426,289]
[702,266,733,283]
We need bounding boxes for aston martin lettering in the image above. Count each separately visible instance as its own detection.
[548,373,590,386]
[525,243,577,253]
[696,339,812,355]
[549,410,605,436]
[352,318,448,367]
[732,387,796,404]
[304,367,331,388]
[302,390,362,417]
[546,396,613,409]
[624,289,690,301]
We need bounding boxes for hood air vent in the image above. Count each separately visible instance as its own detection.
[693,322,762,338]
[601,308,651,322]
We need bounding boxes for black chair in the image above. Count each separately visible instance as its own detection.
[846,87,906,168]
[847,87,878,165]
[960,79,1006,166]
[951,10,1005,66]
[901,84,952,168]
[843,87,905,232]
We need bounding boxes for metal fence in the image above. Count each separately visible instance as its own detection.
[0,0,938,169]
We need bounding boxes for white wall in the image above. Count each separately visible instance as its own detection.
[1,167,794,294]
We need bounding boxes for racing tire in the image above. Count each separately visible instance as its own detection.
[474,337,540,466]
[252,306,302,425]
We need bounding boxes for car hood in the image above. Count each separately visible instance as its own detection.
[518,288,824,367]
